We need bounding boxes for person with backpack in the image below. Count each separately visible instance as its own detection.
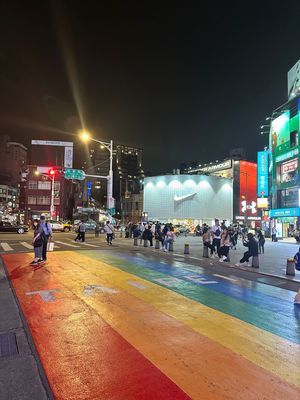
[104,220,114,245]
[293,247,300,271]
[75,220,86,242]
[30,219,44,266]
[40,215,52,262]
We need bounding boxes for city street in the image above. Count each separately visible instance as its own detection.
[1,241,300,399]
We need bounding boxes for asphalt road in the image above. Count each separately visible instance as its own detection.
[2,246,300,399]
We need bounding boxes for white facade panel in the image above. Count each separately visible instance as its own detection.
[143,175,233,222]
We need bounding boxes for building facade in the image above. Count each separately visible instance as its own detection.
[184,159,259,226]
[143,174,233,224]
[0,135,27,186]
[268,96,300,237]
[19,166,73,221]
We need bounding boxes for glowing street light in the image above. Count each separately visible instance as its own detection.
[79,130,91,143]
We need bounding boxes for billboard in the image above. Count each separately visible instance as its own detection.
[257,151,268,196]
[278,158,298,185]
[240,161,257,217]
[270,111,290,154]
[287,60,300,100]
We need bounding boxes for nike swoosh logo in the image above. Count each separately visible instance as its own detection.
[174,193,197,202]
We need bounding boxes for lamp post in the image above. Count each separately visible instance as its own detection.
[80,131,114,213]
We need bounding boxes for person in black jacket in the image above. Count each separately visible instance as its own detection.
[235,233,258,267]
[142,225,153,246]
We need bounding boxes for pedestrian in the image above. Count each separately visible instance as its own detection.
[163,227,175,252]
[211,218,222,255]
[104,220,114,245]
[142,225,153,246]
[30,219,44,266]
[202,227,215,257]
[139,223,145,244]
[219,228,231,262]
[95,224,100,237]
[257,229,265,254]
[40,215,52,262]
[271,226,277,242]
[235,233,259,267]
[75,220,86,242]
[230,228,238,250]
[293,247,300,271]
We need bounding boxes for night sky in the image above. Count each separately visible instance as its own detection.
[1,1,300,173]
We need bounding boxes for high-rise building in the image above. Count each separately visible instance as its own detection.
[0,135,27,186]
[88,143,144,221]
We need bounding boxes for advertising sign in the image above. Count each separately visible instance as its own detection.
[269,207,300,217]
[279,158,298,185]
[240,161,257,216]
[64,147,73,168]
[275,148,298,163]
[257,197,269,208]
[270,111,290,154]
[257,151,269,196]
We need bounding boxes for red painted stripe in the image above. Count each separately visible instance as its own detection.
[3,254,190,400]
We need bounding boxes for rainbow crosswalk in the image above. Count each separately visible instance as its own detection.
[3,250,300,399]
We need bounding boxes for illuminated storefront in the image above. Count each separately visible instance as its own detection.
[184,159,259,227]
[143,175,233,225]
[269,95,300,237]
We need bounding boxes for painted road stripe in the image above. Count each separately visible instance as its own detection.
[45,253,300,400]
[109,253,300,337]
[69,251,300,387]
[55,240,80,248]
[79,242,99,248]
[0,242,13,251]
[213,274,238,282]
[3,253,190,400]
[20,242,33,250]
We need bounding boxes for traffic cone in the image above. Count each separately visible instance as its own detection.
[294,289,300,304]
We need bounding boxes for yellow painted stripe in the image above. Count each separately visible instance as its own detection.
[53,252,300,388]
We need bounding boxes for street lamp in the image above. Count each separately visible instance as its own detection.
[79,130,114,213]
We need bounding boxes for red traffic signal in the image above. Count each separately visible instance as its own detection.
[48,168,56,176]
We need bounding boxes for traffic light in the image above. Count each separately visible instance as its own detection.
[48,168,56,176]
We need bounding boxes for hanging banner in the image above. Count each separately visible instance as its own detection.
[257,151,269,197]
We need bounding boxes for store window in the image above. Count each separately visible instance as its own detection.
[28,196,36,205]
[277,187,299,208]
[38,181,51,190]
[54,197,60,205]
[37,196,50,205]
[277,158,298,185]
[28,181,37,190]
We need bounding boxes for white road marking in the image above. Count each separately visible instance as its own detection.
[55,241,80,248]
[26,289,60,302]
[127,280,147,289]
[78,242,99,248]
[0,242,13,251]
[84,285,118,296]
[20,242,33,249]
[213,274,238,282]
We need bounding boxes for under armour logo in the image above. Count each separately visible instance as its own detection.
[241,201,256,214]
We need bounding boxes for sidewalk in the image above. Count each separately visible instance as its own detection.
[0,258,53,399]
[117,235,300,283]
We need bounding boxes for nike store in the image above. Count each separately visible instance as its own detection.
[143,175,233,225]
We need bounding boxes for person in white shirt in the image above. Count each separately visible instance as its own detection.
[211,218,222,256]
[104,221,114,245]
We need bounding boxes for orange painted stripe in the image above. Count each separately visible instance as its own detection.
[3,253,190,400]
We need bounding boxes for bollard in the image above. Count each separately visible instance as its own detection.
[120,230,123,238]
[143,239,148,247]
[203,245,209,258]
[155,239,160,249]
[133,237,138,246]
[286,258,295,276]
[252,255,259,268]
[169,241,174,252]
[184,244,190,255]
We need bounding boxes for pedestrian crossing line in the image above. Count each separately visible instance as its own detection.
[55,241,81,248]
[80,242,99,248]
[20,242,33,250]
[0,243,13,251]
